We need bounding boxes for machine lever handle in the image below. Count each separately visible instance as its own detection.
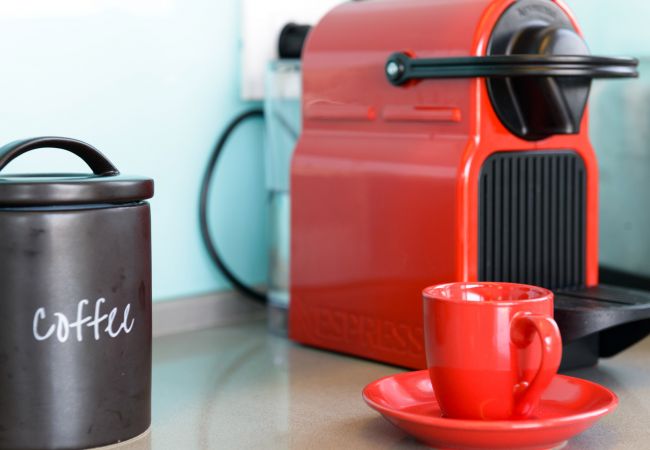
[385,52,639,86]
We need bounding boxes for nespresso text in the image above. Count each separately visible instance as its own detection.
[306,305,424,357]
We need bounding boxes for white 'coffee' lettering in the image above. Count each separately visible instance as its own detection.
[32,298,136,343]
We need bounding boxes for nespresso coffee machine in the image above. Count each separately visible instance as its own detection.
[289,0,650,369]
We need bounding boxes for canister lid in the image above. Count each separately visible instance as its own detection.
[0,137,154,206]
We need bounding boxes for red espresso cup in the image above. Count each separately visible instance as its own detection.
[422,282,562,420]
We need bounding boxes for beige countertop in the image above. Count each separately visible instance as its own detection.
[112,320,650,450]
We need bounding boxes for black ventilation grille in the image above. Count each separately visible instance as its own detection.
[478,151,586,290]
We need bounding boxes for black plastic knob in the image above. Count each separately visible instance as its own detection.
[487,0,595,140]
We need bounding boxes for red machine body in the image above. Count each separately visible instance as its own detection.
[289,0,613,368]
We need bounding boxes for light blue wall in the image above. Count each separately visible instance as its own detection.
[0,1,268,301]
[0,0,647,305]
[564,0,650,56]
[566,0,650,276]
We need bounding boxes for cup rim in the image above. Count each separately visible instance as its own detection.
[422,281,553,306]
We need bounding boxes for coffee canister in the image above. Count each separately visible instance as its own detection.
[0,137,154,449]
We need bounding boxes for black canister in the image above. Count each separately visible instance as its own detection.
[0,137,154,449]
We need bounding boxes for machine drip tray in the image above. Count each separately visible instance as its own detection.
[555,285,650,370]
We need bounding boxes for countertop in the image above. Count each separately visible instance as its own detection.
[111,320,650,450]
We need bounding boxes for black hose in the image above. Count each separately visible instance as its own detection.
[199,109,266,303]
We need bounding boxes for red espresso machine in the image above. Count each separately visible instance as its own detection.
[289,0,650,369]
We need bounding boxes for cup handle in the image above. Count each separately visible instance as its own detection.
[510,312,562,418]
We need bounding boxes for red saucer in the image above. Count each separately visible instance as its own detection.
[363,370,617,450]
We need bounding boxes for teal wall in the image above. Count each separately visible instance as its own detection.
[566,0,650,276]
[0,1,268,301]
[565,0,650,55]
[0,0,647,304]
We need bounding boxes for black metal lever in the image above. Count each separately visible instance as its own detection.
[385,52,639,86]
